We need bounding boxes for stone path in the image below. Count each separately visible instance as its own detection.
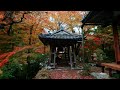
[35,67,95,79]
[35,64,113,79]
[49,69,80,79]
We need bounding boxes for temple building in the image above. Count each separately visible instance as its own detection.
[39,29,82,68]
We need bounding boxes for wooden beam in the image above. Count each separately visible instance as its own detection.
[84,23,103,25]
[102,66,105,73]
[82,11,104,27]
[65,47,66,59]
[49,45,55,66]
[49,45,52,66]
[81,27,85,63]
[51,46,53,64]
[74,43,77,55]
[101,63,120,71]
[76,42,81,55]
[108,68,112,77]
[73,44,76,67]
[68,46,70,62]
[69,46,73,69]
[112,22,120,64]
[53,47,57,68]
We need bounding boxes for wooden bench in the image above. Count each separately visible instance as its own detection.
[101,63,120,77]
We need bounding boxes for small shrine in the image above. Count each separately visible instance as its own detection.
[39,29,82,68]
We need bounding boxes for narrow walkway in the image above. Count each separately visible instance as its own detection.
[50,69,80,79]
[35,67,95,79]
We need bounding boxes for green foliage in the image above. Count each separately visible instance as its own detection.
[81,63,91,76]
[112,73,120,79]
[104,49,115,62]
[25,53,48,79]
[0,51,48,79]
[0,43,13,53]
[12,34,25,47]
[94,48,107,62]
[0,61,20,79]
[0,71,14,79]
[84,48,90,63]
[83,63,91,71]
[14,64,28,79]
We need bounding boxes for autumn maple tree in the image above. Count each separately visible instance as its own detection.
[0,11,86,67]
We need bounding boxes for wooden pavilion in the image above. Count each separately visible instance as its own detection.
[81,11,120,76]
[39,29,82,69]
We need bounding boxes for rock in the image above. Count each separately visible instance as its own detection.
[34,68,51,79]
[45,66,52,70]
[90,72,110,79]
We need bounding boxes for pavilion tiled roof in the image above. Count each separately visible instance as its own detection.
[39,29,82,40]
[39,29,82,45]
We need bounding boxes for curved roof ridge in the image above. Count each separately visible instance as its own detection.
[51,29,80,36]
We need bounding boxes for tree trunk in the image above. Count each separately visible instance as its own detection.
[7,23,13,36]
[27,25,33,62]
[29,25,33,45]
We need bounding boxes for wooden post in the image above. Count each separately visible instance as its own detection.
[75,43,77,55]
[53,47,56,68]
[49,45,52,66]
[112,22,120,64]
[64,47,68,64]
[65,47,66,59]
[72,45,74,67]
[102,66,105,73]
[68,46,70,61]
[81,27,84,63]
[109,68,112,77]
[73,44,76,68]
[69,46,73,69]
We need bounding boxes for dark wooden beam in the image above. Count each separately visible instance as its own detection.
[112,22,120,64]
[75,42,81,56]
[102,66,105,73]
[73,44,76,67]
[65,47,66,59]
[69,46,73,69]
[68,46,70,62]
[108,68,112,77]
[53,47,57,68]
[84,23,103,25]
[48,45,52,65]
[82,11,104,26]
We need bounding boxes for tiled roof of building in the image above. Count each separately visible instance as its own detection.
[39,29,82,45]
[39,29,82,40]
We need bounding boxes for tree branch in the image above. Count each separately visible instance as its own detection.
[13,12,27,23]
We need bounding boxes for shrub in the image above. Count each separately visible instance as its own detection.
[0,52,48,79]
[94,48,108,63]
[104,49,115,62]
[0,60,19,79]
[112,73,120,79]
[81,63,91,76]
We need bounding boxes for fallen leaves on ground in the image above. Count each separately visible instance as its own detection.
[49,69,95,79]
